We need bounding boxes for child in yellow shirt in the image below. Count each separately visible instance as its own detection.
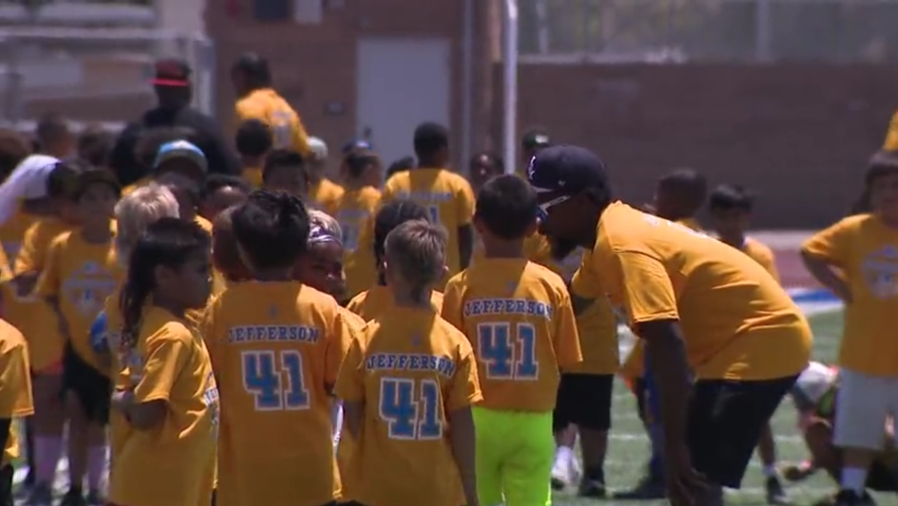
[37,167,122,505]
[108,218,218,506]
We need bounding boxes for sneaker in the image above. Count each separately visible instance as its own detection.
[550,456,573,490]
[833,489,876,506]
[766,476,791,505]
[612,473,666,500]
[783,462,817,482]
[578,467,607,498]
[85,489,105,506]
[26,482,53,506]
[59,488,87,506]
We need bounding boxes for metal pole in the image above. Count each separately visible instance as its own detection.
[461,0,474,176]
[755,0,772,62]
[503,0,518,174]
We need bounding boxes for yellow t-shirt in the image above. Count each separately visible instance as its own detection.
[524,234,620,375]
[0,209,40,338]
[441,258,582,411]
[311,178,345,217]
[0,319,34,465]
[108,306,218,506]
[336,186,382,299]
[243,164,263,188]
[382,168,476,283]
[201,281,352,506]
[573,202,811,381]
[802,214,898,376]
[884,110,898,151]
[235,88,310,156]
[335,306,482,506]
[13,218,76,370]
[346,284,444,322]
[36,229,123,374]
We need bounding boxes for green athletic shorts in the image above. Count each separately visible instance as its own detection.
[473,407,553,506]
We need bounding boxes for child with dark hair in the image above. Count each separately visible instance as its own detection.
[652,168,708,230]
[337,219,481,506]
[234,119,272,188]
[345,200,444,320]
[261,148,309,199]
[469,151,505,193]
[11,160,84,503]
[801,150,898,506]
[77,125,115,171]
[441,174,582,506]
[36,167,122,505]
[708,183,788,504]
[201,190,351,506]
[109,218,217,506]
[336,149,383,299]
[201,174,251,222]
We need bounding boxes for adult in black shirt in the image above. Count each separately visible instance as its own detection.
[110,58,239,185]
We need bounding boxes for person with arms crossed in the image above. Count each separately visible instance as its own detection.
[441,175,582,506]
[337,219,482,506]
[530,145,811,506]
[201,191,351,506]
[382,123,475,286]
[801,150,898,506]
[108,218,218,506]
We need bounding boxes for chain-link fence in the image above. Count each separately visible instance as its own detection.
[519,0,898,63]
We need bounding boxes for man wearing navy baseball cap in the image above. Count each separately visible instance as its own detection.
[529,146,812,506]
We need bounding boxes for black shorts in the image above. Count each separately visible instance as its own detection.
[866,459,898,492]
[553,373,613,432]
[61,341,111,424]
[687,375,797,489]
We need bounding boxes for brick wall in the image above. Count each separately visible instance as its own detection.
[497,64,898,227]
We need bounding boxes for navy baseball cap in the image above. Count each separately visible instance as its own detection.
[526,145,609,196]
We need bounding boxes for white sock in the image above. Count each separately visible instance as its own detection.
[763,464,778,478]
[840,467,867,494]
[555,446,573,465]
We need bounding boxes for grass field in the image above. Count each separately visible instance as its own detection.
[552,310,898,506]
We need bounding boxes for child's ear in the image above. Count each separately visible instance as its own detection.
[441,265,449,278]
[472,214,487,236]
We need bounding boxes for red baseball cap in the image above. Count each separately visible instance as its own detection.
[151,58,191,87]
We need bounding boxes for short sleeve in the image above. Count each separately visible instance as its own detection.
[613,251,679,326]
[570,248,605,299]
[439,277,465,333]
[34,238,63,298]
[335,337,364,402]
[133,330,190,404]
[802,219,852,267]
[553,289,583,369]
[0,332,34,418]
[13,224,41,275]
[446,340,482,411]
[455,178,476,226]
[324,310,353,386]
